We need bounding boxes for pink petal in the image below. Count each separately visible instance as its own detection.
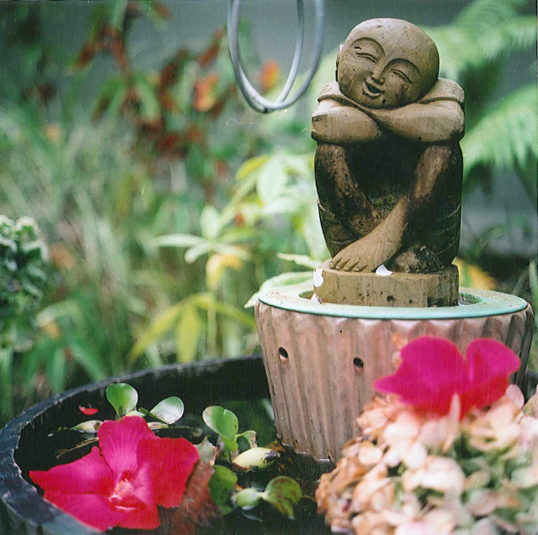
[129,462,157,508]
[79,406,99,416]
[137,437,200,508]
[463,338,521,410]
[30,447,113,496]
[114,501,160,531]
[98,416,156,477]
[374,337,469,415]
[43,492,126,532]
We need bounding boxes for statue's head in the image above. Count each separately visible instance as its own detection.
[337,18,439,109]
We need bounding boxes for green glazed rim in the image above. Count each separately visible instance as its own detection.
[257,282,529,320]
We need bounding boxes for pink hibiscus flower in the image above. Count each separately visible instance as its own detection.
[30,416,200,532]
[374,337,521,418]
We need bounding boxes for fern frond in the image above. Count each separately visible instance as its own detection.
[481,16,537,61]
[422,0,535,80]
[455,0,524,33]
[462,84,537,178]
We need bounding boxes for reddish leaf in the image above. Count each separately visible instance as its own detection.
[198,29,225,69]
[79,406,99,416]
[260,60,281,93]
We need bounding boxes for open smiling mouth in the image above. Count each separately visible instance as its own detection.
[363,81,383,98]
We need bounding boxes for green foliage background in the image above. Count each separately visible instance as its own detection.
[0,0,535,424]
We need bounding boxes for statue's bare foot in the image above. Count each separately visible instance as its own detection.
[330,236,387,272]
[388,243,442,273]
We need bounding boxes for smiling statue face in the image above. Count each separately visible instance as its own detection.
[337,19,439,109]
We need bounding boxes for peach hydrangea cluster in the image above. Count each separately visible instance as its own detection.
[316,337,538,535]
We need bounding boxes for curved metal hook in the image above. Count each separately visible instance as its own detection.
[227,0,325,113]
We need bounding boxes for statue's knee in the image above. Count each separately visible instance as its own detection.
[421,142,462,169]
[315,143,347,166]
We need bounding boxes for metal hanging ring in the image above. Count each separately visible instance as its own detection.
[227,0,325,113]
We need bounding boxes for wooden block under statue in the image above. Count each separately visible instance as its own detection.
[314,261,459,307]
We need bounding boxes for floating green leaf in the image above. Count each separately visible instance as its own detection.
[232,447,279,472]
[106,383,138,418]
[203,406,239,451]
[209,465,238,515]
[71,420,102,434]
[235,488,261,509]
[236,430,257,451]
[150,396,185,424]
[262,477,302,519]
[196,436,217,465]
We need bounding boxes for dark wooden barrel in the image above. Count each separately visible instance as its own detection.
[0,356,269,535]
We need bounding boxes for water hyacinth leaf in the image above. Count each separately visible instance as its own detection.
[106,383,138,418]
[150,396,185,424]
[232,447,279,472]
[236,430,257,451]
[196,436,217,465]
[209,465,238,515]
[147,422,169,431]
[262,477,302,518]
[72,420,102,434]
[235,488,261,509]
[125,410,146,418]
[203,406,239,446]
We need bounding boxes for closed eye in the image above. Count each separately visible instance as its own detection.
[392,70,413,83]
[355,52,378,63]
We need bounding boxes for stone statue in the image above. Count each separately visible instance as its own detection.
[312,18,464,276]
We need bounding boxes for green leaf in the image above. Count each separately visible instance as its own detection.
[245,271,312,308]
[184,243,210,264]
[203,406,239,442]
[257,155,288,206]
[150,396,185,424]
[133,76,161,122]
[209,465,238,515]
[176,306,203,363]
[262,477,302,519]
[106,383,139,418]
[277,253,321,269]
[109,0,128,29]
[47,345,66,393]
[235,488,261,509]
[200,205,222,240]
[236,430,257,451]
[128,303,183,362]
[462,85,537,180]
[67,334,107,381]
[155,234,205,248]
[236,155,270,181]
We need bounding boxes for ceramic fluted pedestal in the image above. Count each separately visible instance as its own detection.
[255,283,534,465]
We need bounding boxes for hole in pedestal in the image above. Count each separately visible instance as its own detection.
[353,357,364,372]
[278,347,289,362]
